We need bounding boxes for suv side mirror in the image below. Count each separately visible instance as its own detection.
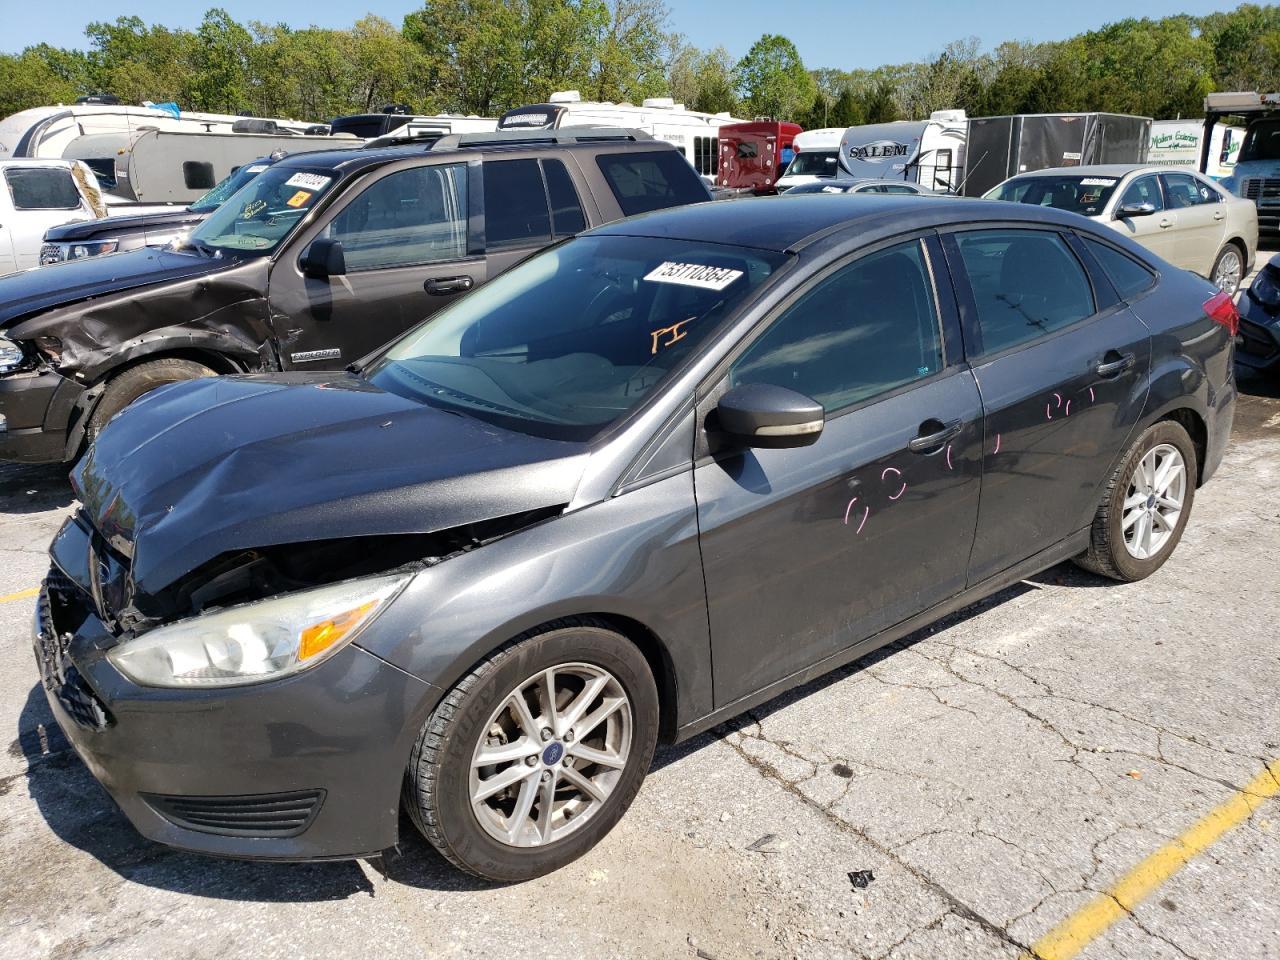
[716,383,824,448]
[301,238,346,279]
[1116,202,1156,220]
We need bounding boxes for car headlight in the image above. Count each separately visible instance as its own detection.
[107,573,409,688]
[1250,269,1280,308]
[0,338,26,374]
[68,240,119,260]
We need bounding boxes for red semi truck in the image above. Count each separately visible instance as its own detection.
[716,120,803,195]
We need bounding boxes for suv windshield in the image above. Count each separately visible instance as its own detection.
[985,175,1122,217]
[785,151,840,178]
[188,161,273,214]
[180,166,336,256]
[366,235,789,440]
[1239,119,1280,162]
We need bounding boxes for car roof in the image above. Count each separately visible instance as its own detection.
[591,194,1088,252]
[1009,164,1160,178]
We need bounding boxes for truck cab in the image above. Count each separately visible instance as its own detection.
[715,121,802,195]
[0,160,104,275]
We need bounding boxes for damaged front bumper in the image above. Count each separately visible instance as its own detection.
[0,366,85,463]
[34,517,442,861]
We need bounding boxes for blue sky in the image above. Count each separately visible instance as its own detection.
[3,1,1242,66]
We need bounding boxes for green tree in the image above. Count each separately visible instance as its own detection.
[734,34,816,121]
[859,79,898,123]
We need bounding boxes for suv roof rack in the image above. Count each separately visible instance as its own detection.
[432,127,654,151]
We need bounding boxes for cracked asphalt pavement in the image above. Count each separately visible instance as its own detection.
[0,369,1277,960]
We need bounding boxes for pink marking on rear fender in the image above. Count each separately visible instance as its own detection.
[993,433,1001,455]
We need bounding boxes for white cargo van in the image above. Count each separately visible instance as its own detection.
[775,128,845,192]
[1149,119,1242,179]
[497,90,744,181]
[837,110,967,192]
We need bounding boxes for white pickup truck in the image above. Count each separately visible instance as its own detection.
[0,159,104,275]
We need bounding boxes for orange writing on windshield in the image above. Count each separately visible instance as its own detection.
[650,319,691,355]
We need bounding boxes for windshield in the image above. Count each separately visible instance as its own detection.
[181,166,336,256]
[785,151,840,178]
[1239,119,1280,162]
[366,235,789,440]
[985,175,1121,217]
[189,161,272,214]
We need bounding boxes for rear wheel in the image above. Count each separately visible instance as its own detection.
[404,619,659,881]
[1074,420,1198,582]
[86,358,216,444]
[1210,243,1245,296]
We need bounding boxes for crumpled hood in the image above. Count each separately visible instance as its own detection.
[0,246,229,328]
[43,208,204,243]
[72,373,588,595]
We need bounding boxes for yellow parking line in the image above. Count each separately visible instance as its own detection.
[0,586,39,604]
[1024,758,1280,960]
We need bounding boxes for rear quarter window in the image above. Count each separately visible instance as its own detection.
[5,167,82,210]
[1083,237,1156,300]
[596,150,709,216]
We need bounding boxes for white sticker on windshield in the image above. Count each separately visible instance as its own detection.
[286,172,331,190]
[644,261,744,291]
[1080,177,1117,186]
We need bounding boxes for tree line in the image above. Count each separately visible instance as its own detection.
[3,2,1280,126]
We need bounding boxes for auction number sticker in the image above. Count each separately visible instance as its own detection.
[1080,178,1117,186]
[644,261,744,291]
[286,172,332,190]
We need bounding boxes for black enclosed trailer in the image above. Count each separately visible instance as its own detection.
[961,113,1152,197]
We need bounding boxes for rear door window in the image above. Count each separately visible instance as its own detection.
[484,159,552,248]
[4,167,82,209]
[325,163,468,271]
[1083,237,1156,300]
[954,229,1096,356]
[542,158,586,237]
[1161,172,1220,207]
[596,150,709,216]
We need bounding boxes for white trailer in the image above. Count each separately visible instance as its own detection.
[497,90,744,181]
[837,110,967,192]
[1148,119,1242,179]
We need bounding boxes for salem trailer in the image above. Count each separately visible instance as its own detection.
[716,120,802,194]
[960,112,1151,197]
[837,111,967,193]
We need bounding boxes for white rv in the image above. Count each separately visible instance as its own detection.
[775,128,846,192]
[1148,119,1243,179]
[837,111,967,192]
[497,90,744,181]
[330,109,496,139]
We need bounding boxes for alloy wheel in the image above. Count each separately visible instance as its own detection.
[1122,443,1186,560]
[1213,249,1243,296]
[469,663,632,848]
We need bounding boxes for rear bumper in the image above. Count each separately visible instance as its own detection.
[0,367,84,463]
[35,526,442,860]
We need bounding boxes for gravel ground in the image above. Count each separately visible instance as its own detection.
[0,365,1276,960]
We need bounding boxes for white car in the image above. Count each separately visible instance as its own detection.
[986,164,1258,294]
[0,159,104,275]
[783,178,937,195]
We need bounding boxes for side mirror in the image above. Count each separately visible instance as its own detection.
[300,238,346,279]
[715,383,824,449]
[1116,202,1156,219]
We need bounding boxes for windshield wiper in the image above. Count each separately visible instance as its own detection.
[176,238,222,259]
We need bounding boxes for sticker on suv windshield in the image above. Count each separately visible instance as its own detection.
[644,261,744,291]
[286,190,312,208]
[1080,177,1117,186]
[286,172,332,190]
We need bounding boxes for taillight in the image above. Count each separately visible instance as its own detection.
[1203,289,1239,337]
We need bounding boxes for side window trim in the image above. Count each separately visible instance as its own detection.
[940,225,1103,362]
[1075,232,1158,302]
[482,156,554,251]
[709,233,951,422]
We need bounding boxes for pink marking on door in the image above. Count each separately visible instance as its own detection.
[881,466,901,481]
[843,497,859,526]
[1089,386,1095,403]
[1064,400,1072,417]
[945,443,953,471]
[993,433,1001,455]
[856,505,869,534]
[1046,403,1053,421]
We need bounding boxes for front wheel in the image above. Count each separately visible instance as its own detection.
[86,358,216,445]
[1074,420,1198,582]
[1210,243,1245,296]
[405,619,659,881]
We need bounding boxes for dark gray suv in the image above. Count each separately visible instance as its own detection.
[36,195,1236,881]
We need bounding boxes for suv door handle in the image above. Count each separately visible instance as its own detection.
[1095,352,1135,377]
[907,419,961,453]
[425,276,474,295]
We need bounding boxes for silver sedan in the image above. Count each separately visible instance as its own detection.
[986,164,1258,294]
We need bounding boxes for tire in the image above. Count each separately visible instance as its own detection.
[405,618,659,882]
[1210,243,1245,296]
[1074,420,1198,582]
[86,358,216,444]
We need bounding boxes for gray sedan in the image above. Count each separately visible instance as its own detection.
[783,178,936,195]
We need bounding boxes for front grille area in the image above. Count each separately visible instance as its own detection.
[143,790,326,838]
[1243,177,1280,201]
[35,577,113,731]
[1239,318,1279,360]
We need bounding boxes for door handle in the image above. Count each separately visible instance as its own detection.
[1157,218,1174,229]
[425,276,474,295]
[907,419,961,453]
[1213,210,1226,221]
[1094,352,1135,377]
